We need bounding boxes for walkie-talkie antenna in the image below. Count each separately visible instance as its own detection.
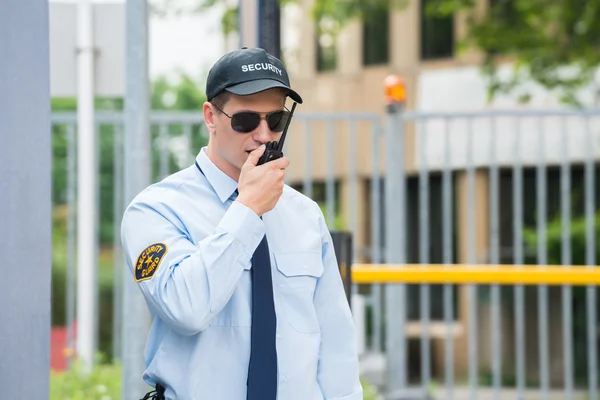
[276,102,297,151]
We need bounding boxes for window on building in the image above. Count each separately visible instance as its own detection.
[315,19,337,72]
[362,5,389,66]
[420,0,454,60]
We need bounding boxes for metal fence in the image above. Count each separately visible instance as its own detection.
[367,106,600,400]
[51,111,211,364]
[50,106,600,399]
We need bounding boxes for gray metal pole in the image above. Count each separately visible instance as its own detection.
[76,0,98,372]
[0,0,52,398]
[113,125,124,362]
[239,0,258,47]
[122,0,153,397]
[66,123,77,369]
[384,96,407,396]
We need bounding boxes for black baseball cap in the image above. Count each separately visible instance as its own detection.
[206,47,303,104]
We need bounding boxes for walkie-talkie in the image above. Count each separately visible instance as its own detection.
[257,102,297,165]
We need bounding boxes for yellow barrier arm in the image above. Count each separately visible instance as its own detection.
[351,264,600,286]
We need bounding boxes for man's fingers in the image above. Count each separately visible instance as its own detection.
[245,144,266,167]
[270,156,290,169]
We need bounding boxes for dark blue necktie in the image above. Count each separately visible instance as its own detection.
[193,163,278,398]
[246,229,278,400]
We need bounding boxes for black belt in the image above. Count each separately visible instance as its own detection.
[140,383,166,400]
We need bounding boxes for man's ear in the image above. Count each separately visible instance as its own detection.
[203,102,216,135]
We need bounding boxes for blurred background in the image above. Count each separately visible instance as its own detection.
[16,0,600,398]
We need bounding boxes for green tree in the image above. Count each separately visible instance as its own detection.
[150,0,600,107]
[426,0,600,106]
[149,71,209,184]
[151,71,208,110]
[51,71,207,243]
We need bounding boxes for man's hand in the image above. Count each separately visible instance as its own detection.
[236,145,289,216]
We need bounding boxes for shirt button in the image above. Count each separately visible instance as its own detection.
[277,333,282,339]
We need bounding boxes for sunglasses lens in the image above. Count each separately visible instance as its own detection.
[267,111,290,132]
[230,112,260,133]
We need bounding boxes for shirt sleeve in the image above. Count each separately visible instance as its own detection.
[120,195,265,336]
[311,202,364,400]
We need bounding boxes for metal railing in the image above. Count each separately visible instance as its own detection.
[356,104,600,400]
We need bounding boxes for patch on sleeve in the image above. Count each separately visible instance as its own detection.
[134,243,168,282]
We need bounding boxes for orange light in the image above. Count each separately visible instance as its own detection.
[384,74,406,104]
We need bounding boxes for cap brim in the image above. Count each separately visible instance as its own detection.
[225,79,303,104]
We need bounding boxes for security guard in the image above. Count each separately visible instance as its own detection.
[121,47,362,400]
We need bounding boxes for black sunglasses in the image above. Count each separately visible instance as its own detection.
[212,104,292,134]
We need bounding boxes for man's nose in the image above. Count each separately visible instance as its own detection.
[253,119,273,144]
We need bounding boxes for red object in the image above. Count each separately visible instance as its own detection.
[50,321,77,371]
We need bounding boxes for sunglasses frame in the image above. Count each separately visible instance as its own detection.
[211,103,292,134]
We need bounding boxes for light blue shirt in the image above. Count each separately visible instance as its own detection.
[121,147,363,400]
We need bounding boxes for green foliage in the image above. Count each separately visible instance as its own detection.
[149,72,209,183]
[523,208,600,384]
[50,71,209,359]
[427,0,600,106]
[149,0,239,35]
[523,209,600,266]
[362,378,384,400]
[50,357,123,400]
[318,202,347,231]
[51,203,116,358]
[51,72,208,246]
[157,0,600,106]
[49,360,381,400]
[315,0,600,106]
[151,72,207,110]
[311,0,408,37]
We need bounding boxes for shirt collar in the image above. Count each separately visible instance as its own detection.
[195,147,239,203]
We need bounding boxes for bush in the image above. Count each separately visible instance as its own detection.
[51,203,117,361]
[362,378,384,400]
[50,359,382,400]
[523,209,600,385]
[50,357,122,400]
[52,262,116,361]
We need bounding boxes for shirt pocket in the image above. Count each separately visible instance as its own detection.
[273,250,324,334]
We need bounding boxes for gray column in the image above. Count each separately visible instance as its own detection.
[384,100,408,396]
[122,0,153,397]
[0,1,52,399]
[239,0,258,48]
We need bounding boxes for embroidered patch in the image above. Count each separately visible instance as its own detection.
[134,243,168,282]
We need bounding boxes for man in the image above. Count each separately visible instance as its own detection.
[121,47,362,400]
